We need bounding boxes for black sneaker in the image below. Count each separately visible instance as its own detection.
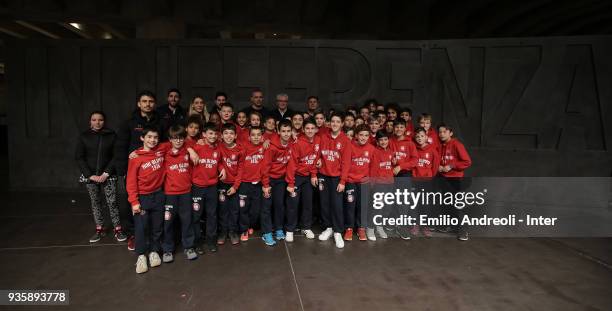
[457,231,469,241]
[89,227,105,243]
[114,228,128,242]
[195,245,205,255]
[229,232,240,245]
[217,232,227,245]
[207,242,218,253]
[396,226,411,240]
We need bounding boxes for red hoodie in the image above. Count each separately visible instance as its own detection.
[390,136,418,173]
[439,138,472,178]
[218,142,244,189]
[236,125,250,145]
[425,128,440,152]
[405,122,415,138]
[127,146,166,207]
[163,143,193,195]
[264,131,277,142]
[241,141,266,183]
[262,138,292,187]
[371,146,395,184]
[192,143,220,187]
[285,135,320,188]
[413,143,440,179]
[318,131,351,185]
[347,141,376,184]
[316,126,330,137]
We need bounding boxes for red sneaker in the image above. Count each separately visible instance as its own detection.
[410,225,420,237]
[422,226,433,238]
[357,228,367,241]
[240,232,249,242]
[127,235,135,251]
[247,228,254,236]
[343,228,353,241]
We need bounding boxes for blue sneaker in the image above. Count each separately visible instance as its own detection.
[262,233,277,246]
[275,230,286,240]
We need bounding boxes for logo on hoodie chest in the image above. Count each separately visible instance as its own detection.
[142,157,164,171]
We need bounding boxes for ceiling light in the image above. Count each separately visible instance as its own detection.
[69,23,82,30]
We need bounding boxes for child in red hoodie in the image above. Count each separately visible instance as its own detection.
[437,123,472,241]
[126,127,166,274]
[239,126,274,245]
[317,113,351,248]
[369,131,395,240]
[216,122,244,246]
[344,124,376,242]
[262,120,293,242]
[418,113,440,152]
[391,119,418,177]
[191,122,222,254]
[410,127,440,238]
[160,125,199,262]
[285,119,320,243]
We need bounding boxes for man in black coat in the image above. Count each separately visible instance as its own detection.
[157,88,186,135]
[270,93,294,121]
[240,88,271,119]
[115,90,163,250]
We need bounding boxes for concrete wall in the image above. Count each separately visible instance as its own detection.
[7,36,612,189]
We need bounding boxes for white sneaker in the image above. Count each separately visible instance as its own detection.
[333,233,345,249]
[318,227,333,241]
[149,252,161,267]
[302,229,315,239]
[376,226,388,239]
[366,228,376,241]
[135,255,148,274]
[286,232,294,242]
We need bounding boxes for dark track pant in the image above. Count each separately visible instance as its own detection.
[238,183,264,233]
[134,190,165,255]
[218,183,240,235]
[286,175,313,232]
[192,185,218,245]
[268,178,288,232]
[162,193,195,252]
[344,183,363,229]
[318,174,344,233]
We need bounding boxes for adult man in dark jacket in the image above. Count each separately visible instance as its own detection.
[240,88,271,119]
[270,93,294,121]
[157,88,186,136]
[115,90,162,250]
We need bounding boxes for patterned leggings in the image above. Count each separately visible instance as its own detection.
[85,180,121,228]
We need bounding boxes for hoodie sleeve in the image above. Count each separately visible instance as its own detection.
[431,149,440,177]
[262,147,273,188]
[339,137,352,185]
[233,149,244,190]
[399,142,419,170]
[75,133,93,177]
[285,145,298,188]
[126,157,140,207]
[451,142,472,171]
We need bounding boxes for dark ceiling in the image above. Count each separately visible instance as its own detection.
[0,0,611,42]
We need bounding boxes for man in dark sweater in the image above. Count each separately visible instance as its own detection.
[240,88,271,119]
[157,88,186,136]
[115,90,163,251]
[270,93,295,121]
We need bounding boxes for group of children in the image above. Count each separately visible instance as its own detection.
[127,100,472,274]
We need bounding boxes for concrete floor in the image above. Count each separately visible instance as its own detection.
[0,190,611,311]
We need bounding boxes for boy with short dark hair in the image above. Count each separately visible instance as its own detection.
[437,123,472,241]
[191,122,222,254]
[217,122,244,246]
[286,119,320,243]
[411,127,440,238]
[262,120,293,241]
[344,124,376,242]
[126,127,165,274]
[239,126,274,245]
[161,125,198,262]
